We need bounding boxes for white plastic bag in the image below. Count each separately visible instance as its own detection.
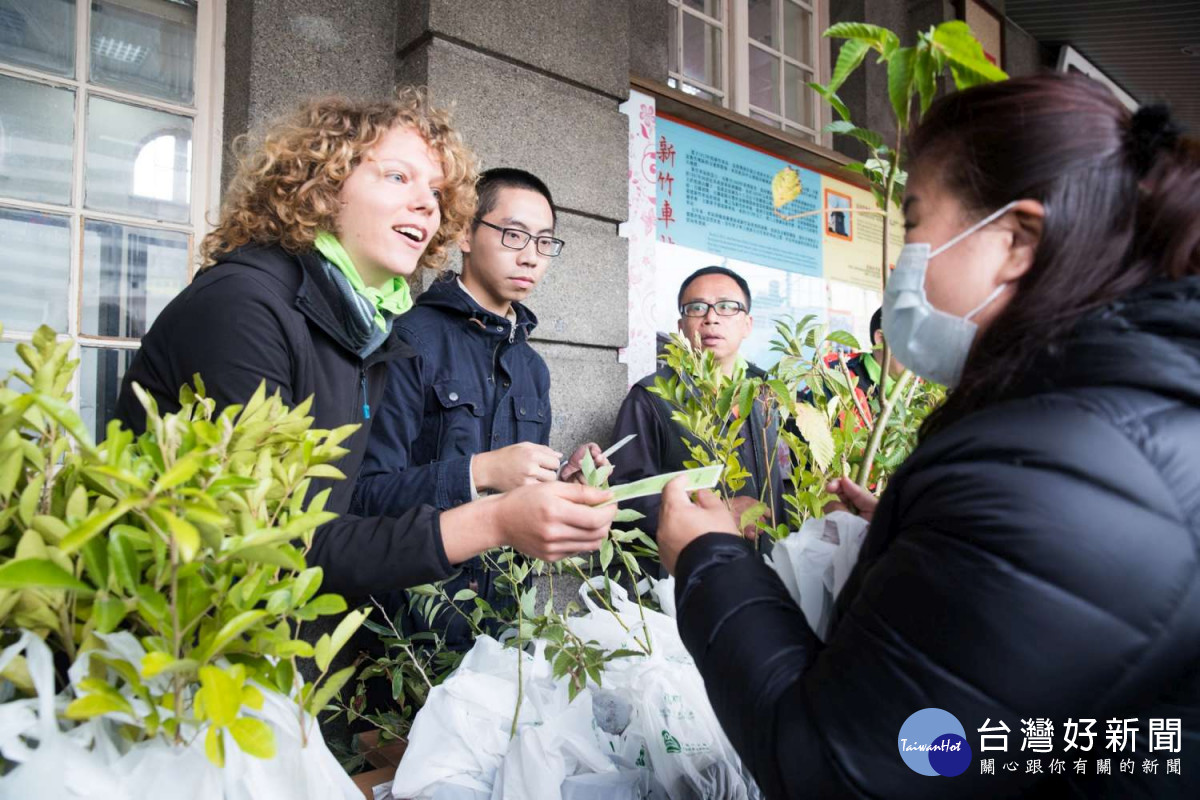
[0,631,358,800]
[0,632,125,800]
[393,578,759,800]
[766,511,870,639]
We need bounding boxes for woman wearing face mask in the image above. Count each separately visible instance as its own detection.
[655,74,1200,798]
[115,91,617,602]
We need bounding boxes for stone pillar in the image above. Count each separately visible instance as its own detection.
[221,0,402,186]
[396,0,632,455]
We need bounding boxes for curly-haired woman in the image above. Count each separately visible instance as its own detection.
[116,90,616,600]
[657,74,1200,798]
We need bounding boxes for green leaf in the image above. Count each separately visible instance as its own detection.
[612,507,644,523]
[31,515,70,544]
[326,608,368,664]
[227,544,305,572]
[293,593,347,620]
[65,690,134,720]
[107,530,140,595]
[18,474,43,526]
[738,501,769,532]
[314,634,333,672]
[887,46,916,130]
[914,46,936,116]
[200,610,268,663]
[794,404,836,473]
[931,21,1007,86]
[823,120,886,152]
[306,665,356,716]
[824,22,898,53]
[92,597,126,633]
[451,588,477,602]
[197,665,241,726]
[60,500,135,555]
[824,330,861,349]
[205,726,225,767]
[598,537,613,572]
[274,660,295,694]
[0,558,93,594]
[164,512,201,563]
[580,448,596,485]
[303,464,345,480]
[228,717,276,759]
[155,455,202,491]
[827,38,870,94]
[291,567,323,607]
[31,392,96,455]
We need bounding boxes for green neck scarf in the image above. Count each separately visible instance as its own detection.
[313,231,413,330]
[863,353,895,395]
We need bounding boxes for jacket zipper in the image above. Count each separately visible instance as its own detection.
[360,369,370,420]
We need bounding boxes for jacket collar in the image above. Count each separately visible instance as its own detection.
[417,272,538,342]
[215,243,411,366]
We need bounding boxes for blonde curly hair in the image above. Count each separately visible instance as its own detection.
[201,87,478,271]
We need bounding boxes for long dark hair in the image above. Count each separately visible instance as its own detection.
[909,73,1200,438]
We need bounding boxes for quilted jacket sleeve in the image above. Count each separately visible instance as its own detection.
[675,399,1200,799]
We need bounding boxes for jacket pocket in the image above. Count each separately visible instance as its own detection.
[511,394,549,445]
[431,381,485,461]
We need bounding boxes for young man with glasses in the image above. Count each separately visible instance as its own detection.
[353,168,604,647]
[609,266,788,549]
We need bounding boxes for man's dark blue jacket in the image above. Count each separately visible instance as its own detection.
[353,273,551,517]
[351,273,550,646]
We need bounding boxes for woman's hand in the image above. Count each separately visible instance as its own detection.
[823,478,879,522]
[657,477,740,575]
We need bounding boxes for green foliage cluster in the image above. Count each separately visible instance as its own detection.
[334,450,659,752]
[812,20,1007,209]
[651,317,943,538]
[0,325,367,766]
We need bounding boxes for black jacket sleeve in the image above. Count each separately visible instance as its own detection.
[307,505,453,601]
[674,402,1200,799]
[608,384,668,537]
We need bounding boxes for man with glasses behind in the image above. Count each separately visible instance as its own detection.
[610,266,788,552]
[354,167,604,648]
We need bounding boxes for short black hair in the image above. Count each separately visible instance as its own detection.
[677,266,751,313]
[474,167,556,228]
[870,307,882,344]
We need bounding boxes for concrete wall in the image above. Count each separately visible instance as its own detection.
[1004,18,1044,78]
[222,0,401,186]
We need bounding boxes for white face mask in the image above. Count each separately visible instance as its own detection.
[882,202,1017,388]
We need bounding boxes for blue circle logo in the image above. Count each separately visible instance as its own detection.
[898,708,972,777]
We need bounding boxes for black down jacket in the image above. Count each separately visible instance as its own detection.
[673,275,1200,799]
[116,244,455,602]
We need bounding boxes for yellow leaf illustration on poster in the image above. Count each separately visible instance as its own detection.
[772,167,802,209]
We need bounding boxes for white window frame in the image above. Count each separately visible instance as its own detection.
[0,0,225,426]
[668,1,830,145]
[732,0,823,139]
[667,0,730,105]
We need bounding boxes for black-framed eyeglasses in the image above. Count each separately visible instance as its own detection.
[680,300,747,318]
[476,219,565,257]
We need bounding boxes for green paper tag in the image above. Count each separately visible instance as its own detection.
[600,464,723,507]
